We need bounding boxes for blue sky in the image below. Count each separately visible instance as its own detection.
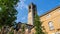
[16,0,60,23]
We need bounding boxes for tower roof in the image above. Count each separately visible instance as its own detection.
[28,3,36,7]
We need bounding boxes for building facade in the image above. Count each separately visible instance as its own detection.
[28,3,60,34]
[40,6,60,34]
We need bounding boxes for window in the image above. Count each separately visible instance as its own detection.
[48,21,54,30]
[46,14,50,18]
[29,6,31,9]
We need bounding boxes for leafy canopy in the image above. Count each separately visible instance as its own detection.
[34,14,45,34]
[0,0,19,26]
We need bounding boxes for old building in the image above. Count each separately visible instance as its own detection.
[40,6,60,34]
[28,3,60,34]
[14,22,34,34]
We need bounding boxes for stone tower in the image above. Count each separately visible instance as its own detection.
[28,3,37,25]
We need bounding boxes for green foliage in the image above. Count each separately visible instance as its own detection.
[0,0,19,27]
[9,32,14,34]
[34,14,45,34]
[21,24,26,34]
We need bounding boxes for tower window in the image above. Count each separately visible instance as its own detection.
[48,21,54,30]
[29,6,31,9]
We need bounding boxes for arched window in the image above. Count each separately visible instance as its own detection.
[48,21,54,30]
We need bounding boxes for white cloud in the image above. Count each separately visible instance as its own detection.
[16,0,28,10]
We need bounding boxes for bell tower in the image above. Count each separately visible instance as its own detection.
[28,3,37,25]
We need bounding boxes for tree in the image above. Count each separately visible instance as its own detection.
[34,14,45,34]
[21,24,26,34]
[0,0,19,27]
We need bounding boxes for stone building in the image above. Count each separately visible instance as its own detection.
[28,3,60,34]
[14,3,60,34]
[40,6,60,34]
